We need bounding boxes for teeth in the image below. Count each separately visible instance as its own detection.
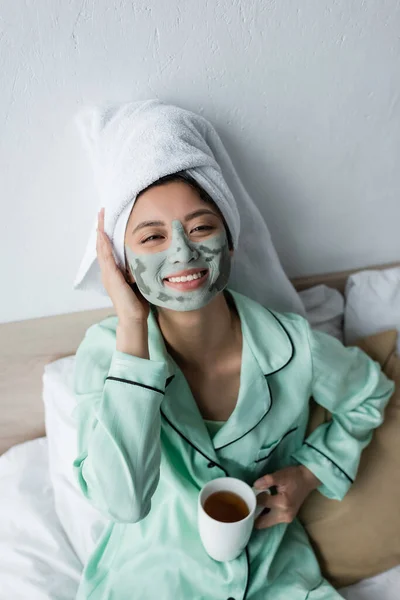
[167,271,205,283]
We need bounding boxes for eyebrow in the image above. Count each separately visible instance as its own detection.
[131,209,219,235]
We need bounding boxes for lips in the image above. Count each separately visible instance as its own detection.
[163,268,209,291]
[163,267,208,281]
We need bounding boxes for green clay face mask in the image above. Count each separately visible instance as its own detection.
[125,220,231,311]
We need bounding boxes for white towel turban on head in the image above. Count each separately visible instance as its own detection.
[73,99,305,316]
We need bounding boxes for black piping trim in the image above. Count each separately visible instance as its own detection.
[214,379,274,451]
[165,375,175,388]
[214,312,296,452]
[162,404,250,598]
[162,366,250,600]
[243,547,250,599]
[303,442,354,483]
[160,409,229,476]
[161,306,297,453]
[254,427,299,463]
[305,579,325,597]
[265,309,296,375]
[105,376,164,395]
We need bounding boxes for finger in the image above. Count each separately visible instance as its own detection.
[98,207,105,233]
[254,473,275,489]
[96,209,105,253]
[255,509,291,530]
[96,228,107,261]
[96,229,118,274]
[254,473,279,491]
[100,234,117,269]
[257,493,287,511]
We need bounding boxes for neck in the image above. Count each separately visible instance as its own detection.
[155,291,240,371]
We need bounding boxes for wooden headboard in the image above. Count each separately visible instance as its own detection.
[0,260,398,456]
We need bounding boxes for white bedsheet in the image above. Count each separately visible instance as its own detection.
[0,438,399,599]
[0,438,81,600]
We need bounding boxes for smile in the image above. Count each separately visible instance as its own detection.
[165,269,208,283]
[163,269,209,290]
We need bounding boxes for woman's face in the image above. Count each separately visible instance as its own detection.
[124,181,232,312]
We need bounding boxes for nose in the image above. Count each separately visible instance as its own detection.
[167,222,199,264]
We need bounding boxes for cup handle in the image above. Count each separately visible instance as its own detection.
[253,487,272,520]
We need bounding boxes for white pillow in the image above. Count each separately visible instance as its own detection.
[344,267,400,352]
[43,356,107,565]
[299,285,344,342]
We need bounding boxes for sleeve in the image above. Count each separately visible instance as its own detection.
[291,323,395,501]
[72,320,168,523]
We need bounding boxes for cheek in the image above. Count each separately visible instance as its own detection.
[133,257,165,283]
[127,260,138,282]
[201,244,227,269]
[125,243,170,283]
[201,254,221,280]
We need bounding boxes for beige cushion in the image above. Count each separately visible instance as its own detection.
[299,329,400,588]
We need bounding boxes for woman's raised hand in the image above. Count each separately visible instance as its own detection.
[97,208,150,358]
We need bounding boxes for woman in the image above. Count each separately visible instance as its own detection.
[73,170,394,600]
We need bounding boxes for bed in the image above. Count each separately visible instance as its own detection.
[1,260,399,600]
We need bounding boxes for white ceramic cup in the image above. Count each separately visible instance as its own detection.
[198,477,271,562]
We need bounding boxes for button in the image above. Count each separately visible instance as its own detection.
[227,597,235,600]
[207,461,216,468]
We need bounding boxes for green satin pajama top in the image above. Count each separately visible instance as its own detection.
[72,289,394,600]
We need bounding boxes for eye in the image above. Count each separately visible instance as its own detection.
[190,225,214,233]
[140,234,164,244]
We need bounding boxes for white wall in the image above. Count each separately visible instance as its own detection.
[1,0,399,323]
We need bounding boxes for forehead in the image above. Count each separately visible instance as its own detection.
[127,181,220,226]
